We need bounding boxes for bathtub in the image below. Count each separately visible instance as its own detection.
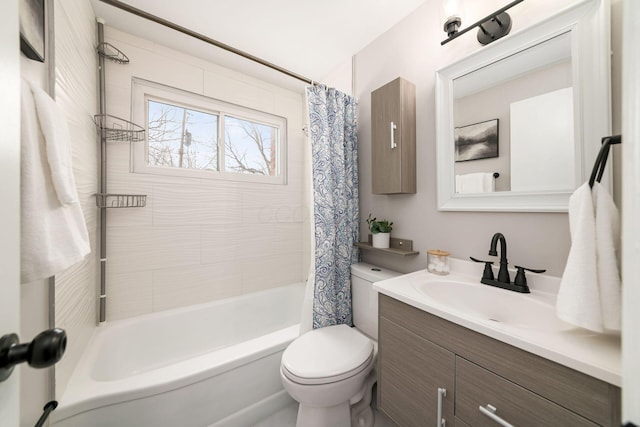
[52,283,306,427]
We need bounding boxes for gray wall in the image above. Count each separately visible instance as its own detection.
[353,0,621,277]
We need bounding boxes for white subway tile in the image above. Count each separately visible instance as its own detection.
[241,252,304,294]
[152,181,242,226]
[92,25,307,316]
[106,271,153,321]
[107,226,201,274]
[200,224,244,265]
[203,71,275,112]
[152,263,242,312]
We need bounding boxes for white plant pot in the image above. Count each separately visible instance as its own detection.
[372,233,390,249]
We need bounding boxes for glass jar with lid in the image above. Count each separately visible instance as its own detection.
[427,249,450,275]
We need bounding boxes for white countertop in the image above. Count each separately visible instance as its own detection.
[372,258,622,387]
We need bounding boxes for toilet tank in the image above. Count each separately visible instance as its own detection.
[351,263,401,340]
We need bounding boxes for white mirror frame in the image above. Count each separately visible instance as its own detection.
[435,0,611,212]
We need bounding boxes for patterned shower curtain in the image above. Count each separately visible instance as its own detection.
[307,85,359,329]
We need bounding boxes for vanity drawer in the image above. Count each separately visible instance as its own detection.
[455,357,598,427]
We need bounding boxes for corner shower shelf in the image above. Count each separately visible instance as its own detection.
[354,235,419,256]
[96,193,147,208]
[97,42,130,64]
[93,114,145,143]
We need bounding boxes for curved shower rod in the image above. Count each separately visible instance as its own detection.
[98,0,317,85]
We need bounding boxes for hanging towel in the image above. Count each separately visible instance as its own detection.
[556,182,622,333]
[31,83,78,205]
[592,182,622,331]
[455,172,495,193]
[20,80,91,283]
[556,183,603,332]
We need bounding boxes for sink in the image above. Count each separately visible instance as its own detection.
[410,276,571,333]
[372,264,621,387]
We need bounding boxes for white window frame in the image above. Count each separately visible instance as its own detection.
[131,78,287,184]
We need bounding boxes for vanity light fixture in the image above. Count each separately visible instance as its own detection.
[441,0,524,46]
[441,0,463,37]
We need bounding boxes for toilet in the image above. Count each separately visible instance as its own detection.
[280,263,401,427]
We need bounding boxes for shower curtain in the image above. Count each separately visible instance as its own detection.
[306,85,359,329]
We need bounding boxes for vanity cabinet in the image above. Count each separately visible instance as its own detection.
[378,295,621,427]
[378,318,454,426]
[371,77,416,194]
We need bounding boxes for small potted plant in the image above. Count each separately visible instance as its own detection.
[366,213,393,249]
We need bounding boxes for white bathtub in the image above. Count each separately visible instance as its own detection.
[52,283,306,427]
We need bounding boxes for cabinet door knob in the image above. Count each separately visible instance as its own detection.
[479,404,514,427]
[437,387,447,427]
[390,121,397,149]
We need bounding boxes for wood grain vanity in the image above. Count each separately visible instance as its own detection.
[378,294,621,427]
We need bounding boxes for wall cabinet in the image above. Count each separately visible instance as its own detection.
[371,78,416,194]
[378,295,621,427]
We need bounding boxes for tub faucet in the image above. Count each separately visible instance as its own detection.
[489,232,510,284]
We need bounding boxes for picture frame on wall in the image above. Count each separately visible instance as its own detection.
[19,0,45,62]
[454,119,499,162]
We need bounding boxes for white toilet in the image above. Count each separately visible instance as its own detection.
[280,263,401,427]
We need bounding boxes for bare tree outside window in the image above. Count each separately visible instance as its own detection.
[225,116,278,176]
[146,100,279,177]
[147,100,218,170]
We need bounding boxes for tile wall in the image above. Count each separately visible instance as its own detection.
[102,27,308,321]
[53,0,99,397]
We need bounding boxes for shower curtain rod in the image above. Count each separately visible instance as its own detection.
[98,0,317,85]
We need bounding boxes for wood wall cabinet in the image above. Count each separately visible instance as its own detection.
[371,78,416,194]
[378,295,621,427]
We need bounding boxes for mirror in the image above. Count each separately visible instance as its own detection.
[435,0,610,212]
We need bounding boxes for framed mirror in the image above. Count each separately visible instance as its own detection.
[435,0,610,212]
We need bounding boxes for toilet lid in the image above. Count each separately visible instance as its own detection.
[282,324,374,381]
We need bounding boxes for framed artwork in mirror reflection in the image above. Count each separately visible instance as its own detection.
[455,119,499,162]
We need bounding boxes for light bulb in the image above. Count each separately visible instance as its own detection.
[441,0,464,37]
[442,0,461,20]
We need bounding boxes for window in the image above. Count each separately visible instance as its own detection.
[132,79,286,184]
[224,115,278,176]
[147,100,218,171]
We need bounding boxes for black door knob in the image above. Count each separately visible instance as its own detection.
[0,328,67,382]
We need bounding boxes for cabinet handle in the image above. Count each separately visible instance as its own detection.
[479,404,514,427]
[437,387,446,427]
[390,121,397,149]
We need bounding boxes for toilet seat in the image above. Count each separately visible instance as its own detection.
[281,324,374,385]
[282,353,374,385]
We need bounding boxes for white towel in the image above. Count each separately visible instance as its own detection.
[593,182,621,331]
[31,83,78,205]
[556,183,602,332]
[21,80,91,283]
[556,182,621,333]
[455,172,495,193]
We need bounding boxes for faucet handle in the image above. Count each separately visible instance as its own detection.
[470,256,493,264]
[514,266,546,274]
[470,257,495,281]
[514,266,547,288]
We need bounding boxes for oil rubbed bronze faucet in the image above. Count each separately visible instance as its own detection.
[470,233,546,294]
[488,232,510,284]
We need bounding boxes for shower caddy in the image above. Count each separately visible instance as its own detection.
[94,19,146,322]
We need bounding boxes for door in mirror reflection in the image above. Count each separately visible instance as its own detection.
[452,32,573,194]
